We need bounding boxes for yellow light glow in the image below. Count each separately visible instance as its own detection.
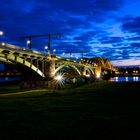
[86,74,90,77]
[96,72,100,78]
[54,75,62,81]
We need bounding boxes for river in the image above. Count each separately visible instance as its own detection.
[1,76,140,83]
[0,77,21,82]
[109,76,140,82]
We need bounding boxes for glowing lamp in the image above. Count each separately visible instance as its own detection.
[54,75,62,81]
[45,46,48,49]
[27,40,31,44]
[0,31,3,36]
[2,42,5,46]
[86,74,90,77]
[96,72,100,78]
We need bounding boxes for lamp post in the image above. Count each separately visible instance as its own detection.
[2,42,5,46]
[62,52,65,56]
[53,49,56,54]
[26,38,32,49]
[76,56,79,60]
[0,31,4,44]
[44,46,48,53]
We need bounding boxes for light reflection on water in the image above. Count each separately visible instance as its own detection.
[110,76,140,82]
[0,77,21,82]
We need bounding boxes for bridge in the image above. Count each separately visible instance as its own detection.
[0,43,115,82]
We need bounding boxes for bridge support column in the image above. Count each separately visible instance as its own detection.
[81,66,86,76]
[44,57,55,80]
[95,66,101,78]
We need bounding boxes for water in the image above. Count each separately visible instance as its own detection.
[110,76,140,82]
[0,77,21,82]
[1,76,140,83]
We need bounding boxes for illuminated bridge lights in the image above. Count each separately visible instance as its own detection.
[96,72,101,78]
[0,43,115,81]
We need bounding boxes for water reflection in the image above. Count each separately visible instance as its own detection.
[0,77,21,82]
[110,76,140,82]
[125,77,128,81]
[115,77,118,81]
[133,76,139,81]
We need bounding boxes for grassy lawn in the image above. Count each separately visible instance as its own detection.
[0,81,27,94]
[0,81,140,139]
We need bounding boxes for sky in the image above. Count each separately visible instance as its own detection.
[0,0,140,66]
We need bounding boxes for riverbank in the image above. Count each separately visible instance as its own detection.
[0,81,140,139]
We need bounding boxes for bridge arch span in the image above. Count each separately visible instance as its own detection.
[86,67,95,75]
[1,53,45,77]
[55,64,81,75]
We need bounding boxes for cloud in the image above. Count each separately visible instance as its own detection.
[127,36,140,41]
[0,0,140,65]
[122,16,140,34]
[111,59,140,66]
[130,42,140,48]
[99,36,124,44]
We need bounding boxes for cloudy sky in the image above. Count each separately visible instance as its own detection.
[0,0,140,66]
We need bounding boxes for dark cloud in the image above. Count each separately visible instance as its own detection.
[0,0,140,63]
[130,43,140,49]
[103,49,131,60]
[99,37,124,44]
[74,31,97,41]
[127,36,140,41]
[38,0,123,15]
[0,0,124,34]
[122,17,140,34]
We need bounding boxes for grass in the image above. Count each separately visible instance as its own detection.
[0,81,27,94]
[0,81,140,139]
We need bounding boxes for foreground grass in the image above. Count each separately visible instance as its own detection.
[0,81,27,94]
[0,81,140,139]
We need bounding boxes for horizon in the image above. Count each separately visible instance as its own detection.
[111,59,140,67]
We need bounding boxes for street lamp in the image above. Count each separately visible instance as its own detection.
[2,42,5,46]
[45,46,48,50]
[54,74,63,81]
[53,49,56,54]
[76,56,79,60]
[62,52,65,55]
[70,54,73,58]
[27,40,31,45]
[0,31,4,44]
[0,31,3,36]
[96,72,100,78]
[44,46,48,53]
[26,39,32,49]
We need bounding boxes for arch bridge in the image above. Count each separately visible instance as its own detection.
[0,43,113,80]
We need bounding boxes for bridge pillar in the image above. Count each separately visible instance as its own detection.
[44,56,56,80]
[95,66,101,78]
[81,66,86,76]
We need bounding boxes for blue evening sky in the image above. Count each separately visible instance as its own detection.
[0,0,140,66]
